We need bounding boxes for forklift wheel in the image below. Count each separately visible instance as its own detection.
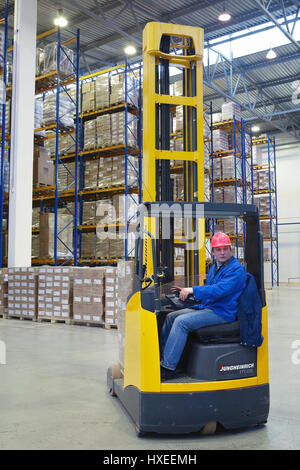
[107,364,123,396]
[200,421,217,435]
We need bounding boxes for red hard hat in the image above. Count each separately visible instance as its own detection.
[211,232,231,248]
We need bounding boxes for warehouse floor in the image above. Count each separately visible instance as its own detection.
[0,286,299,450]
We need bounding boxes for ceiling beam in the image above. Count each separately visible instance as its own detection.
[253,0,300,51]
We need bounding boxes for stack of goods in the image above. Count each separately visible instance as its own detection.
[0,99,10,136]
[7,267,38,319]
[96,114,111,148]
[73,267,105,324]
[83,111,137,151]
[32,234,39,259]
[58,131,76,157]
[212,112,222,123]
[260,219,276,240]
[221,155,243,181]
[212,129,229,152]
[221,101,241,122]
[42,93,75,128]
[244,133,251,156]
[80,233,95,259]
[36,47,45,76]
[44,43,74,76]
[254,194,275,217]
[34,99,44,136]
[0,268,8,316]
[95,74,109,109]
[83,119,97,150]
[252,146,263,166]
[111,111,137,147]
[110,73,138,108]
[84,159,98,188]
[255,169,273,191]
[116,260,134,369]
[33,146,54,187]
[104,266,118,326]
[174,106,183,133]
[82,81,96,113]
[37,266,74,320]
[0,28,4,67]
[39,210,73,259]
[170,80,183,97]
[203,111,210,140]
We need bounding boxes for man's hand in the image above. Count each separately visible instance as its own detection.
[171,286,193,301]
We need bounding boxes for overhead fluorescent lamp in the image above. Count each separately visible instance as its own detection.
[252,125,260,132]
[266,48,277,60]
[54,9,68,28]
[124,45,136,56]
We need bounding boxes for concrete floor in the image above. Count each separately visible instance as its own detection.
[0,286,299,450]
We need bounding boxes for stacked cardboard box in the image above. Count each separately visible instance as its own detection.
[110,73,138,108]
[33,146,54,187]
[39,211,73,259]
[7,267,38,318]
[84,159,98,188]
[44,43,74,76]
[32,234,39,259]
[104,266,118,326]
[37,266,74,320]
[212,129,229,151]
[73,267,105,324]
[95,74,110,109]
[96,114,111,148]
[82,201,96,225]
[222,101,241,122]
[81,232,95,259]
[98,156,112,188]
[221,155,243,180]
[116,260,135,369]
[0,268,8,316]
[82,81,96,113]
[84,119,97,150]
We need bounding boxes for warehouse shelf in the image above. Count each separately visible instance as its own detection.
[252,134,279,286]
[0,0,10,267]
[206,103,253,261]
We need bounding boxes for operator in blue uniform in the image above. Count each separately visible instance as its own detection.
[160,232,247,380]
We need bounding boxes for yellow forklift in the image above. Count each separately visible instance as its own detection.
[107,22,269,436]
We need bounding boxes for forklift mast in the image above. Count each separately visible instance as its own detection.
[142,22,205,287]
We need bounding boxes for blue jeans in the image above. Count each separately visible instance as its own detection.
[160,308,227,371]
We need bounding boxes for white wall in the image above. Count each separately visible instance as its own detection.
[264,141,300,284]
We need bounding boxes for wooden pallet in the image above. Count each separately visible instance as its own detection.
[104,323,118,330]
[36,316,72,325]
[69,320,105,328]
[3,314,37,321]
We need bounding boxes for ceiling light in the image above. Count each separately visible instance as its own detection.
[54,9,68,28]
[266,48,277,60]
[218,8,231,22]
[252,125,260,132]
[124,45,136,56]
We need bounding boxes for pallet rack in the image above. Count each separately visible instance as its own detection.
[252,134,279,286]
[207,109,253,261]
[0,0,10,267]
[77,60,142,265]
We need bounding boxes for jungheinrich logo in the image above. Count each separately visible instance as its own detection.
[219,363,254,372]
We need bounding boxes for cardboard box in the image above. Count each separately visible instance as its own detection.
[33,146,54,187]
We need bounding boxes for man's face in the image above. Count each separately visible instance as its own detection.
[213,246,232,264]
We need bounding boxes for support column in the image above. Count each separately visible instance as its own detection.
[8,0,37,267]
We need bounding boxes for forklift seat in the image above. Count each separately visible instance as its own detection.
[190,320,241,344]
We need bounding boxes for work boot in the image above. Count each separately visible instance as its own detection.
[160,366,178,380]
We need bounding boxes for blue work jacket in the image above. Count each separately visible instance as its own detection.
[192,256,247,322]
